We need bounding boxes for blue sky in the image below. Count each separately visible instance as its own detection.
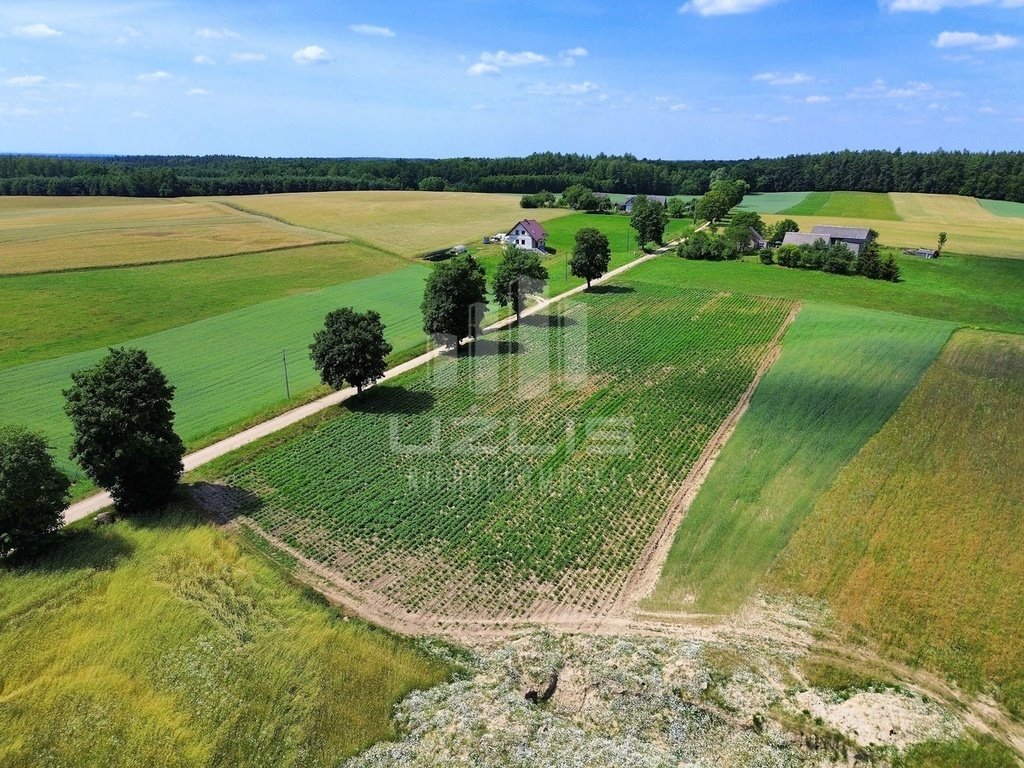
[1,0,1022,159]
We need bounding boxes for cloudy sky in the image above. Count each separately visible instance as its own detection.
[1,0,1022,159]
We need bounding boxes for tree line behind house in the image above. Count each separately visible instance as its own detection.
[2,149,1023,202]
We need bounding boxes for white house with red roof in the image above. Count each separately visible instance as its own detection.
[507,219,548,252]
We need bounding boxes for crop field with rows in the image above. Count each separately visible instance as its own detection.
[221,267,793,624]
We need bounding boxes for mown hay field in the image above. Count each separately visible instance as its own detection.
[0,197,338,274]
[0,242,409,370]
[0,265,430,483]
[210,191,570,258]
[0,507,450,767]
[214,260,793,625]
[772,330,1024,716]
[764,192,1024,259]
[644,303,954,614]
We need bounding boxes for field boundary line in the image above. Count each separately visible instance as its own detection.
[618,301,802,616]
[61,241,682,525]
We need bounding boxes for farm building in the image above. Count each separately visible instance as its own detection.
[781,231,859,255]
[810,225,872,255]
[507,219,549,252]
[622,195,668,213]
[905,247,938,259]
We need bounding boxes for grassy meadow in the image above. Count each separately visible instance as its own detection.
[644,303,953,614]
[772,330,1024,715]
[978,198,1024,218]
[780,190,901,220]
[734,191,812,214]
[213,259,793,620]
[0,242,409,369]
[0,197,337,274]
[212,191,570,258]
[0,266,430,482]
[0,506,450,767]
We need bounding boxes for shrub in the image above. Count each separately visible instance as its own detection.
[0,426,70,558]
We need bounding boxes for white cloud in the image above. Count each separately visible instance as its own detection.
[526,81,599,96]
[195,27,240,39]
[562,47,588,58]
[933,31,1018,50]
[753,71,814,86]
[292,45,332,65]
[680,0,783,15]
[979,106,998,113]
[230,51,266,62]
[13,23,62,38]
[5,75,47,87]
[847,78,960,100]
[131,111,149,119]
[349,24,395,37]
[883,0,1024,11]
[481,50,547,67]
[467,62,500,76]
[137,70,172,82]
[669,102,690,111]
[804,94,831,104]
[185,88,211,96]
[193,54,215,65]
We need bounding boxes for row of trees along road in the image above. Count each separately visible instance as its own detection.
[1,235,620,559]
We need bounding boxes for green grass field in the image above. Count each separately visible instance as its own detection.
[0,242,408,370]
[734,192,812,214]
[978,198,1024,218]
[655,252,1024,335]
[644,303,953,613]
[772,330,1024,716]
[214,260,792,620]
[779,191,901,220]
[0,506,450,767]
[0,266,430,482]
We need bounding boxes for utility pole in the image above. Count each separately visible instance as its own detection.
[282,350,291,400]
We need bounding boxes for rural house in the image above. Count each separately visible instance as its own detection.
[507,219,549,252]
[621,194,668,213]
[810,225,873,255]
[781,231,860,255]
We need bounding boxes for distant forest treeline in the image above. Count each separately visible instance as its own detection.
[2,150,1024,201]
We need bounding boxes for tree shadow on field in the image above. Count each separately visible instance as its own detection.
[518,314,579,329]
[587,284,635,295]
[189,481,263,524]
[4,526,134,574]
[347,385,436,415]
[467,339,522,357]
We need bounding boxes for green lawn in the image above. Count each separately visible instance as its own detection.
[0,266,430,482]
[0,242,407,370]
[644,302,953,613]
[978,198,1024,218]
[0,506,450,767]
[651,251,1024,335]
[214,263,793,620]
[780,191,901,220]
[735,192,812,215]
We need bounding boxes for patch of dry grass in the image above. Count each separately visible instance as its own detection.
[0,197,337,274]
[213,191,569,257]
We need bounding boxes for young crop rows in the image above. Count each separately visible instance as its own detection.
[224,278,793,626]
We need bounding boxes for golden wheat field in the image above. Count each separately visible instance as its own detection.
[0,197,338,274]
[765,193,1024,259]
[212,191,569,257]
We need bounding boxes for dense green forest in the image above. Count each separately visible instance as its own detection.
[2,149,1023,201]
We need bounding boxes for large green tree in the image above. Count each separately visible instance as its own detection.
[492,244,549,321]
[310,308,392,394]
[558,183,599,211]
[570,227,612,289]
[64,348,185,514]
[421,253,488,349]
[0,426,70,559]
[630,194,668,248]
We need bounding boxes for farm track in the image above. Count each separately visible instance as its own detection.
[62,245,676,525]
